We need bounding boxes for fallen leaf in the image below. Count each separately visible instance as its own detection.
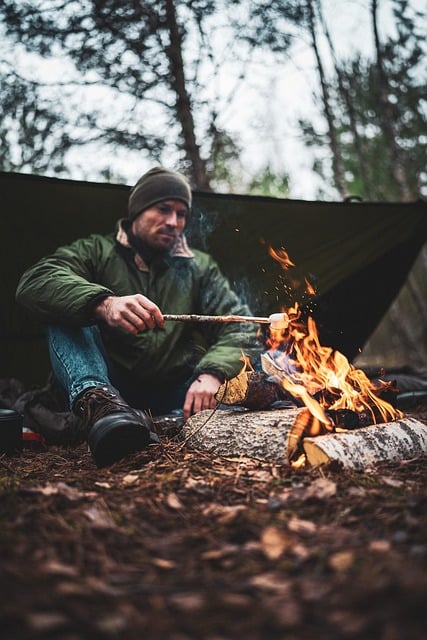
[201,503,246,523]
[275,598,303,627]
[152,557,177,569]
[260,525,290,560]
[94,481,112,489]
[83,501,117,529]
[83,576,119,595]
[287,516,317,536]
[215,372,249,405]
[56,581,86,596]
[242,540,262,553]
[220,593,252,607]
[380,476,404,488]
[201,544,239,560]
[166,492,184,510]
[26,482,88,500]
[291,543,312,562]
[95,614,128,634]
[122,474,139,485]
[347,486,368,498]
[57,579,118,598]
[329,609,367,635]
[249,572,292,593]
[43,561,78,577]
[304,477,337,500]
[298,577,332,602]
[29,483,59,496]
[26,613,69,632]
[184,476,206,489]
[168,593,205,612]
[272,488,293,505]
[244,469,274,483]
[328,550,355,572]
[369,539,391,552]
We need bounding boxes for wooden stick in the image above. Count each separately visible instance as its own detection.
[163,313,271,324]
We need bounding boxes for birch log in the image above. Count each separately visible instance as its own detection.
[303,417,427,470]
[182,407,306,464]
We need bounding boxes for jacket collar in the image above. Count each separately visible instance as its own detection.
[116,218,194,272]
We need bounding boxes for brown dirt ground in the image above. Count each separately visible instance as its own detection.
[1,403,426,640]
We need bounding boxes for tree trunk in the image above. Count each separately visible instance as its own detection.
[306,0,348,199]
[317,0,374,199]
[165,0,211,190]
[371,0,413,201]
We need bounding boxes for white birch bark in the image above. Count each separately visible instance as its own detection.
[303,417,427,469]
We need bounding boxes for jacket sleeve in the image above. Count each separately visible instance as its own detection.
[16,235,114,326]
[193,256,261,380]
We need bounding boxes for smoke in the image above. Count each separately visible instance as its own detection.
[185,206,222,251]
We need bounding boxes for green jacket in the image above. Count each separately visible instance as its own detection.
[16,225,258,384]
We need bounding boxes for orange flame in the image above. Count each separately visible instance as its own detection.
[264,250,403,430]
[268,246,295,270]
[267,245,317,299]
[305,278,316,296]
[239,351,255,374]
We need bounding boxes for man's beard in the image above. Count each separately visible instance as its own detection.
[126,225,174,264]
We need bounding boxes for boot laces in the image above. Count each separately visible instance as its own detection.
[75,387,133,428]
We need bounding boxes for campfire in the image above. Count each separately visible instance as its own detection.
[210,302,413,468]
[184,245,427,470]
[263,244,401,421]
[261,302,403,433]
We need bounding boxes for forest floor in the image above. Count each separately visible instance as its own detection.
[1,402,426,640]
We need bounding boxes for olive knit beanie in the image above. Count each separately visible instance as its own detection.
[128,167,192,219]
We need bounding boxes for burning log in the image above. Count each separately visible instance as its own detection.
[303,417,427,470]
[216,370,291,410]
[182,246,427,469]
[182,408,427,469]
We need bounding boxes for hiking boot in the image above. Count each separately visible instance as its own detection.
[74,385,159,467]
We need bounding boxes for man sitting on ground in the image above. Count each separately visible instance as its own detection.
[16,167,258,466]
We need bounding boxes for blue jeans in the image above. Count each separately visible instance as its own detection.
[46,325,189,415]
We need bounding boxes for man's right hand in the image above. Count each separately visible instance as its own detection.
[94,294,164,334]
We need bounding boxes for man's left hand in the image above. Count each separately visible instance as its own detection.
[183,373,221,420]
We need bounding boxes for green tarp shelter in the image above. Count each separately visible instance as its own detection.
[1,171,426,389]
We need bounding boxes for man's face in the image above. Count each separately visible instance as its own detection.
[131,199,188,251]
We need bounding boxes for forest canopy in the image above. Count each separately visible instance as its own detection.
[0,0,425,200]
